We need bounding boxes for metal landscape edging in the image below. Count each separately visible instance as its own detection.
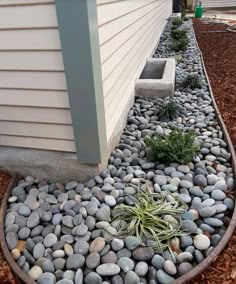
[0,174,35,284]
[172,20,236,284]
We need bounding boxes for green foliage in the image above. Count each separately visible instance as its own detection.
[172,18,183,28]
[183,16,190,21]
[171,29,187,40]
[145,129,200,164]
[182,74,201,89]
[170,37,189,52]
[158,99,179,121]
[113,189,187,253]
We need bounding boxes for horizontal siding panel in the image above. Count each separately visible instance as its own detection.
[0,135,75,152]
[0,71,67,90]
[0,106,72,124]
[0,29,60,50]
[0,0,54,5]
[103,5,166,98]
[0,89,69,108]
[0,51,64,71]
[106,26,161,138]
[0,4,57,29]
[98,0,160,44]
[97,0,155,26]
[203,0,236,7]
[0,121,74,140]
[100,1,163,63]
[105,14,165,121]
[97,0,122,5]
[101,0,166,80]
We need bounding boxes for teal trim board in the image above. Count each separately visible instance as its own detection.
[55,0,107,164]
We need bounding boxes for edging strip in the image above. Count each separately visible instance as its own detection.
[172,20,236,284]
[0,174,33,284]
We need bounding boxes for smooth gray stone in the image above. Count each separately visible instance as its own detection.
[156,269,175,284]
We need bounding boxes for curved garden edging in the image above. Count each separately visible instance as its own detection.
[169,20,236,284]
[0,20,236,284]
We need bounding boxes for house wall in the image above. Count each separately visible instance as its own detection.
[0,0,75,152]
[202,0,236,8]
[97,0,173,144]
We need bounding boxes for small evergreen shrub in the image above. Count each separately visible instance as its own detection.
[183,16,190,21]
[171,29,187,40]
[171,38,189,52]
[182,74,201,89]
[158,99,179,121]
[172,18,183,28]
[145,129,200,164]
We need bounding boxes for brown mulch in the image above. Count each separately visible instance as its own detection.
[193,18,236,146]
[190,18,236,284]
[0,172,19,284]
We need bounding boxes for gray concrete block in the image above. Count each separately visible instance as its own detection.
[135,58,175,98]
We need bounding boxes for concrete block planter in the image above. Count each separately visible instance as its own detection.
[135,58,175,98]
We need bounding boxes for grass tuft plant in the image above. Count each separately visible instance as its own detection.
[145,129,200,164]
[171,29,187,40]
[170,37,189,52]
[181,74,201,89]
[158,99,179,121]
[113,189,187,253]
[171,18,183,28]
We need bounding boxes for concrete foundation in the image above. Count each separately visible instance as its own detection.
[0,146,104,183]
[135,58,175,98]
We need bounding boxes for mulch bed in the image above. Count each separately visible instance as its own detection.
[190,18,236,284]
[0,171,19,284]
[193,18,236,146]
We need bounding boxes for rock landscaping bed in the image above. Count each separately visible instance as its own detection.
[3,19,235,284]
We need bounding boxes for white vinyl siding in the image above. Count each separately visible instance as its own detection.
[97,0,172,142]
[203,0,236,8]
[0,0,75,152]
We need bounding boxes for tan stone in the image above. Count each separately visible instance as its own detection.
[16,240,26,252]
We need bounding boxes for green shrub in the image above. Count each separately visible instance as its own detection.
[112,189,187,252]
[145,129,200,164]
[171,29,187,40]
[183,16,190,21]
[172,18,183,28]
[182,74,201,89]
[171,38,189,52]
[158,99,179,121]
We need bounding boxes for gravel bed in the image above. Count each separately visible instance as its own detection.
[3,19,235,284]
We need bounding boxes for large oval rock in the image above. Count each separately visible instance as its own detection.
[156,269,175,284]
[96,263,120,276]
[132,247,154,261]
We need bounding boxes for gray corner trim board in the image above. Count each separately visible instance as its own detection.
[55,0,107,164]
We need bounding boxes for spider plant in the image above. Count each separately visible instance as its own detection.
[112,189,187,253]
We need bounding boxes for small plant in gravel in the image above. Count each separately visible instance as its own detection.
[113,189,187,252]
[145,129,200,164]
[183,16,190,21]
[158,99,179,120]
[171,28,187,40]
[171,37,189,52]
[182,74,201,89]
[171,18,183,28]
